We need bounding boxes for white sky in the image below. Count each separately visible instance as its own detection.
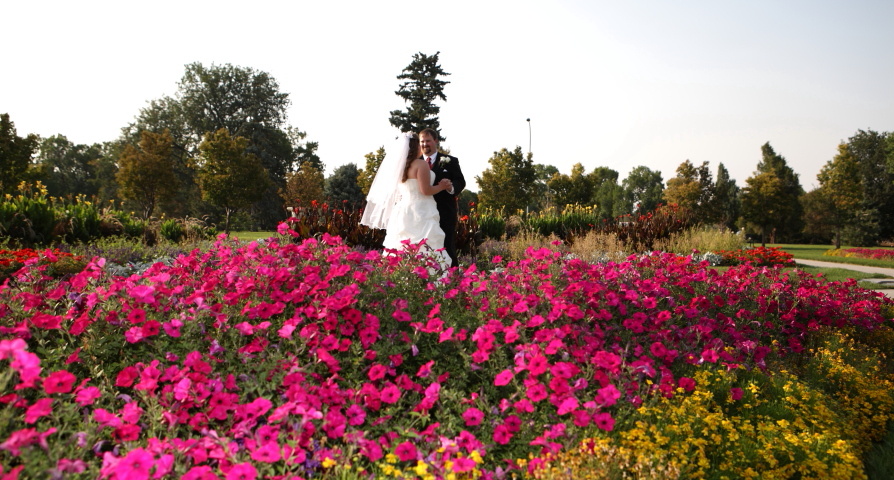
[4,0,892,192]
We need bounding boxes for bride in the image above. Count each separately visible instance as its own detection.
[360,132,453,270]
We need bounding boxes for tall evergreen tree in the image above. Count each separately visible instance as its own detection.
[324,163,365,209]
[389,52,451,137]
[712,163,739,230]
[753,142,803,241]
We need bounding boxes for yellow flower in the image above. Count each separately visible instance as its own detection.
[321,457,336,468]
[414,461,428,476]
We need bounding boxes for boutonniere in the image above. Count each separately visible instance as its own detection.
[440,156,452,166]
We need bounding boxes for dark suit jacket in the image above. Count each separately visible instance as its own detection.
[430,153,466,219]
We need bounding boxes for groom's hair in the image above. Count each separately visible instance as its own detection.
[419,128,440,142]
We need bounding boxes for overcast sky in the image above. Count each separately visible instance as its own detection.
[4,0,892,192]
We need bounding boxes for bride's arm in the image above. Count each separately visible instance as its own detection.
[412,160,451,196]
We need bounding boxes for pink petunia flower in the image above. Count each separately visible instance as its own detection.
[492,424,512,444]
[75,386,101,406]
[394,441,417,462]
[115,447,153,480]
[462,407,484,426]
[43,370,76,394]
[25,398,53,424]
[494,369,514,386]
[368,364,387,381]
[250,442,281,463]
[380,383,401,404]
[594,412,615,431]
[225,462,257,480]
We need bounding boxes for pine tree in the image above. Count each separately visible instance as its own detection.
[389,52,451,137]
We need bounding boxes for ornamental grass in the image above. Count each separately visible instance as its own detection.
[0,225,892,479]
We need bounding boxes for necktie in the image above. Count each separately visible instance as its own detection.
[426,156,433,169]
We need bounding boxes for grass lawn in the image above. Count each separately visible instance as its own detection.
[226,231,277,242]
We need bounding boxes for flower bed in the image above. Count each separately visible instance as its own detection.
[826,247,894,261]
[714,246,795,267]
[0,228,892,479]
[0,248,83,279]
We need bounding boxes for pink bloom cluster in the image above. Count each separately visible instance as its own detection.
[0,229,890,478]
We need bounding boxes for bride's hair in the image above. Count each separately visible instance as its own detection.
[401,133,420,182]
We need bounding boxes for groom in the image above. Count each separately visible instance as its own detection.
[419,128,466,268]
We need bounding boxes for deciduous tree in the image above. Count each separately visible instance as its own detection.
[0,113,39,194]
[358,147,386,197]
[813,143,864,248]
[116,130,178,219]
[619,166,664,215]
[33,135,102,198]
[196,129,271,232]
[476,147,537,213]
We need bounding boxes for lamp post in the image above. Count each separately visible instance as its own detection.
[526,118,531,157]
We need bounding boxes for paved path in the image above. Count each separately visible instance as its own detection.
[794,259,894,299]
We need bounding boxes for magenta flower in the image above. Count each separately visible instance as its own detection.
[594,383,621,407]
[492,424,512,444]
[346,404,366,426]
[494,369,514,386]
[225,462,257,480]
[462,407,484,426]
[730,387,744,401]
[453,457,477,472]
[250,442,282,463]
[678,377,696,392]
[380,383,401,404]
[25,398,53,424]
[387,441,416,465]
[594,412,615,431]
[43,370,76,394]
[527,382,548,402]
[115,447,153,480]
[182,465,218,480]
[73,386,101,407]
[368,364,387,381]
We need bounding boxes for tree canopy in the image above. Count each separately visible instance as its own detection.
[476,147,537,213]
[196,129,271,232]
[0,113,39,194]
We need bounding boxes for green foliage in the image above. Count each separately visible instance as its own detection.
[357,147,386,197]
[33,135,103,198]
[324,163,364,209]
[389,52,451,136]
[159,218,185,243]
[476,147,538,213]
[0,113,39,194]
[116,129,178,219]
[620,165,665,215]
[196,129,272,232]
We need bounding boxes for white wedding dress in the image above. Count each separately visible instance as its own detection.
[382,171,451,270]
